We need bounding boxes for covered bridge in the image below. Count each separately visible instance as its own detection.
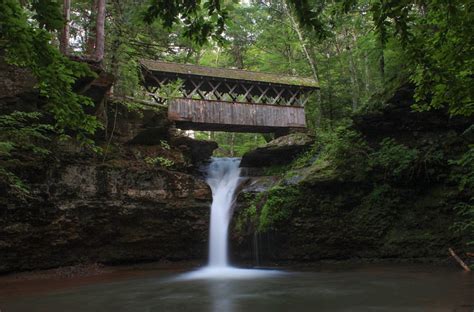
[140,59,318,133]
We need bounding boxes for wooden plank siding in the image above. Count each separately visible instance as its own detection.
[168,98,306,133]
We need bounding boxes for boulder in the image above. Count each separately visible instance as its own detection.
[126,109,171,144]
[240,133,314,167]
[171,136,218,165]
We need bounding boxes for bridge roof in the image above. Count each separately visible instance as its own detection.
[140,59,319,88]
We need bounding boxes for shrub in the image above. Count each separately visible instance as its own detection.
[370,138,419,182]
[315,127,372,181]
[145,156,175,168]
[450,142,474,249]
[0,111,53,195]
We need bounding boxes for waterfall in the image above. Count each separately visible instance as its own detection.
[206,157,241,267]
[176,157,282,280]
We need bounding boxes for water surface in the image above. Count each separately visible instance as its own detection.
[1,264,473,312]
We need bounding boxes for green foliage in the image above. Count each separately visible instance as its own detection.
[144,0,231,45]
[354,184,401,239]
[160,140,171,150]
[0,111,53,194]
[145,156,175,168]
[313,127,371,181]
[258,186,300,232]
[0,0,102,147]
[449,141,474,247]
[370,138,419,182]
[262,164,292,176]
[291,0,474,117]
[156,79,184,102]
[450,144,474,192]
[30,0,64,31]
[453,201,474,247]
[234,201,257,234]
[194,131,267,157]
[291,144,319,169]
[406,1,474,117]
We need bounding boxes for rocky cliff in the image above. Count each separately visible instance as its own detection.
[0,62,217,273]
[232,84,473,264]
[1,158,212,273]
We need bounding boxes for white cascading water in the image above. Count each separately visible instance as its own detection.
[206,157,241,267]
[176,157,282,280]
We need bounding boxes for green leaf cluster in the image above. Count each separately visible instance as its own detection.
[1,0,102,146]
[0,111,53,194]
[449,135,474,247]
[370,138,419,182]
[145,0,231,45]
[145,156,175,168]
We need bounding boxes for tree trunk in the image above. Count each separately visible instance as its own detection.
[284,3,322,127]
[364,50,370,94]
[59,0,71,54]
[379,44,385,83]
[86,0,98,55]
[347,48,359,111]
[346,29,360,111]
[94,0,106,62]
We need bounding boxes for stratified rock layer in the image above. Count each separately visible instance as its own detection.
[0,157,212,273]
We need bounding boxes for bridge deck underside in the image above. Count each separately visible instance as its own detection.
[169,98,306,133]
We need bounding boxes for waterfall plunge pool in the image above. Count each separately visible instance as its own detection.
[0,263,473,312]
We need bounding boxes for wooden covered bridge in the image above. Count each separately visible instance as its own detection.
[140,59,318,133]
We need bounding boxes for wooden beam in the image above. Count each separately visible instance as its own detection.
[271,87,285,105]
[168,98,306,132]
[256,85,270,104]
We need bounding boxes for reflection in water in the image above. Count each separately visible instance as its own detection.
[0,265,473,312]
[209,281,235,312]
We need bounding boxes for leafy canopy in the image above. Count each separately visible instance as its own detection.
[0,0,102,145]
[145,0,233,45]
[287,0,474,117]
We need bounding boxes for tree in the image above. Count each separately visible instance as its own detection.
[59,0,71,54]
[288,0,474,117]
[94,0,106,61]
